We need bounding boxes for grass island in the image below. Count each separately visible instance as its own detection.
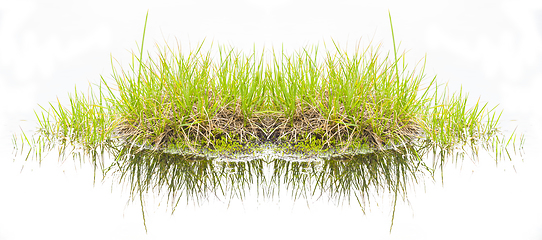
[14,14,523,231]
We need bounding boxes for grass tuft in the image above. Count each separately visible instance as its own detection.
[12,14,524,231]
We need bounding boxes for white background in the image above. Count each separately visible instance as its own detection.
[1,0,541,239]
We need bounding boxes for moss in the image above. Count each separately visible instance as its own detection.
[292,135,324,153]
[205,135,260,155]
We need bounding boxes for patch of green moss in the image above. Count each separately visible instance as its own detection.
[292,135,325,153]
[206,135,260,155]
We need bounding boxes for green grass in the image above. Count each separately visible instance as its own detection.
[16,12,519,161]
[21,38,510,161]
[12,13,524,231]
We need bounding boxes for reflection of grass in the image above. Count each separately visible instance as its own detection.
[271,150,421,205]
[98,146,425,231]
[270,146,426,230]
[12,13,524,231]
[102,147,264,230]
[109,148,264,205]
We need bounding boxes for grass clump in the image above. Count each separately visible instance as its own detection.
[31,41,428,157]
[16,16,521,166]
[11,14,526,233]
